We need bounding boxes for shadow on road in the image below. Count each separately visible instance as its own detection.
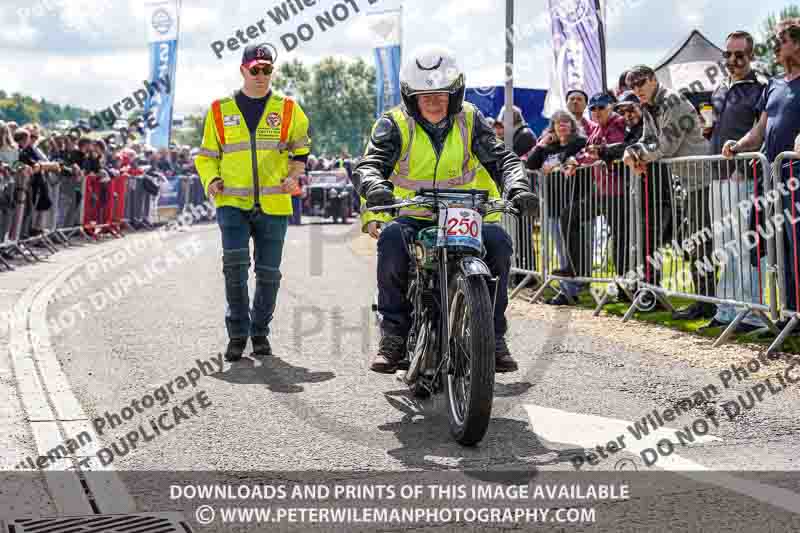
[377,388,573,478]
[493,381,534,397]
[210,354,335,393]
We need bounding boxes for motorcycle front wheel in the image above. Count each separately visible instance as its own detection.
[445,271,495,446]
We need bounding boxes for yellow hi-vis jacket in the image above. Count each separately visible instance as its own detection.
[194,91,311,215]
[360,103,501,233]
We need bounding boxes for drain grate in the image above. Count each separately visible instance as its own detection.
[3,512,193,533]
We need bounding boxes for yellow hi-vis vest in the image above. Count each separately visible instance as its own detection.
[360,102,501,233]
[194,91,311,215]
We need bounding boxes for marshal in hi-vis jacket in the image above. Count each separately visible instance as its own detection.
[194,91,311,215]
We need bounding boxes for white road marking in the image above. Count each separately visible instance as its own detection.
[524,404,800,515]
[6,240,141,514]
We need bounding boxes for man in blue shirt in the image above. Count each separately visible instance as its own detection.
[699,31,767,334]
[724,18,800,325]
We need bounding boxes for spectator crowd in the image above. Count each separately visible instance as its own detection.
[0,120,200,261]
[498,20,800,336]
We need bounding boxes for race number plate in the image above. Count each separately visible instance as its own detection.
[437,207,482,251]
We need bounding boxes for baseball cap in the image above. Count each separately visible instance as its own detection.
[242,43,274,69]
[614,91,641,110]
[588,93,614,109]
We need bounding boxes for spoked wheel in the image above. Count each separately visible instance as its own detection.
[408,317,433,399]
[445,272,495,445]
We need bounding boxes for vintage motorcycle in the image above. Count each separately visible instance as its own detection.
[369,188,518,445]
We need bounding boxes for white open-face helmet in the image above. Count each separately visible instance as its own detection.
[400,45,465,124]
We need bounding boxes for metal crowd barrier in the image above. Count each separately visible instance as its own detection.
[176,174,215,221]
[506,153,791,350]
[81,173,123,239]
[623,153,778,348]
[504,170,544,299]
[0,170,86,267]
[124,174,156,230]
[0,169,213,274]
[767,151,800,354]
[522,160,635,314]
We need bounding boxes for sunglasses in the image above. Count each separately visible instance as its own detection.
[248,64,273,76]
[722,50,748,60]
[619,107,638,114]
[628,77,649,89]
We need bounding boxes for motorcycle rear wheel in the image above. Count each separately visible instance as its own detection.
[445,272,495,446]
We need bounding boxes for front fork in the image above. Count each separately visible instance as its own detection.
[437,253,497,368]
[438,247,450,368]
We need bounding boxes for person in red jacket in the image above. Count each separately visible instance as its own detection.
[568,92,629,288]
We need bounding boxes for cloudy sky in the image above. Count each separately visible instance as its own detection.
[0,0,790,117]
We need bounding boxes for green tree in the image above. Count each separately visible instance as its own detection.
[272,58,312,101]
[272,57,376,156]
[173,115,203,147]
[0,90,93,127]
[756,5,800,76]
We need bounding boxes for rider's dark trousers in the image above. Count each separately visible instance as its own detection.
[216,206,288,340]
[377,216,513,339]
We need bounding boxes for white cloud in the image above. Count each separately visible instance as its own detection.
[0,0,793,117]
[432,0,494,21]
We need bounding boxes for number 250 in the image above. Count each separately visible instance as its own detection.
[447,217,478,237]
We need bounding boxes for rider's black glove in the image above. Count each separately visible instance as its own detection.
[509,190,539,217]
[366,185,394,208]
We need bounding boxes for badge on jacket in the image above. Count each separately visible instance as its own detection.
[223,115,241,127]
[267,113,282,128]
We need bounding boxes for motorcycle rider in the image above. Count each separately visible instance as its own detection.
[354,45,537,374]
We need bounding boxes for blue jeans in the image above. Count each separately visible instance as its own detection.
[711,179,764,325]
[216,206,288,340]
[377,217,513,339]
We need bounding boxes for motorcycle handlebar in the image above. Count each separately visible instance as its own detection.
[417,188,490,197]
[367,196,517,215]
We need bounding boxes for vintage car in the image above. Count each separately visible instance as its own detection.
[303,169,354,223]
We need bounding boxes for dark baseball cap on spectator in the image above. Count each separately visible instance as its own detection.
[588,93,614,109]
[614,91,641,109]
[565,89,588,101]
[242,43,274,68]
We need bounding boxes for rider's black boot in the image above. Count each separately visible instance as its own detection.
[495,337,518,373]
[370,334,406,374]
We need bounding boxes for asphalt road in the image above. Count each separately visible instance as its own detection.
[10,218,800,531]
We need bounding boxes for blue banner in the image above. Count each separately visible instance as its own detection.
[466,87,549,136]
[143,40,178,147]
[375,45,402,117]
[143,0,179,148]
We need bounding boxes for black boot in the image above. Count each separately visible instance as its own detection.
[495,337,518,373]
[251,336,271,357]
[370,334,406,374]
[672,302,716,321]
[224,338,247,362]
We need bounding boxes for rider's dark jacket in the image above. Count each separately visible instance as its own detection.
[354,105,531,203]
